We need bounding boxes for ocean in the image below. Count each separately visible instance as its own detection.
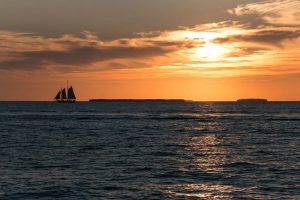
[0,101,299,199]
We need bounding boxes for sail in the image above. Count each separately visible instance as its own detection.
[54,91,61,100]
[61,88,67,99]
[68,86,76,99]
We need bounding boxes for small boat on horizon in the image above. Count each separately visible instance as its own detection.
[54,82,76,103]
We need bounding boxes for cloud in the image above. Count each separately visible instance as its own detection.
[25,46,169,65]
[215,29,300,46]
[0,59,43,71]
[0,12,299,78]
[229,0,300,26]
[0,31,191,72]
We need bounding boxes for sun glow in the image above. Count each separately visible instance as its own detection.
[195,43,228,60]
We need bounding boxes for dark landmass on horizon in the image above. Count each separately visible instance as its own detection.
[89,99,187,102]
[237,99,268,103]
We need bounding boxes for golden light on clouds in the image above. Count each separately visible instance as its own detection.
[230,0,300,26]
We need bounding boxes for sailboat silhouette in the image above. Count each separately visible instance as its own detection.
[54,81,76,103]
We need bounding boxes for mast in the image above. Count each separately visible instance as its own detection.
[67,80,69,99]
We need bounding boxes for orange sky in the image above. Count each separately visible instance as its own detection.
[0,0,299,101]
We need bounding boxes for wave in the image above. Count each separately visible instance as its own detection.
[221,162,262,168]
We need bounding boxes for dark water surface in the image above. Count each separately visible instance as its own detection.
[0,101,299,199]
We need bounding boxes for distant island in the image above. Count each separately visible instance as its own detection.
[237,99,268,103]
[89,99,186,102]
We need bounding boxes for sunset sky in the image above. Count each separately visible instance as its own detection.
[0,0,299,101]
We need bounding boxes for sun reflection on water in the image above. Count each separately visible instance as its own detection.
[187,134,229,173]
[165,125,241,199]
[165,183,244,199]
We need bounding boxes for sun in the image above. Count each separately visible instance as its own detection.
[195,43,228,60]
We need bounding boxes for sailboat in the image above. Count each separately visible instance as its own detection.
[54,82,76,103]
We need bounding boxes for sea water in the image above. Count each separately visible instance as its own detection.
[0,101,299,199]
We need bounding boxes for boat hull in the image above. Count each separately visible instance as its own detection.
[56,100,76,103]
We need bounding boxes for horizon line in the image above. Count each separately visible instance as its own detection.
[1,99,300,102]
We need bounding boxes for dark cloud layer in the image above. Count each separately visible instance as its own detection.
[0,41,182,71]
[215,30,300,46]
[0,59,43,70]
